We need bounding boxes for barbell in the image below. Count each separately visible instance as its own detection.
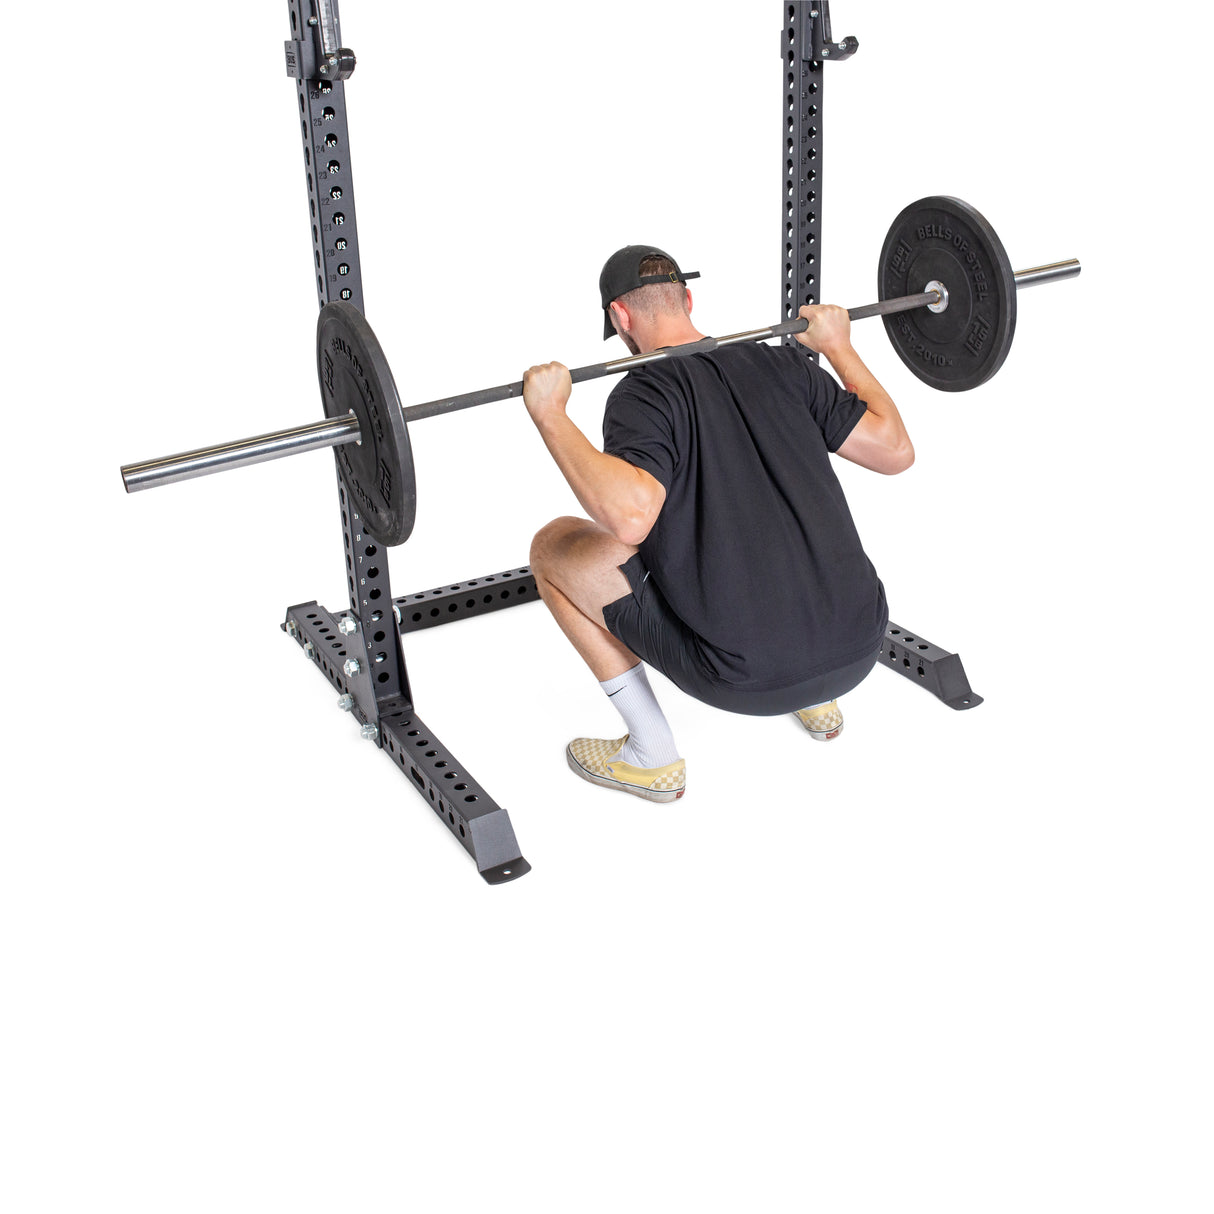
[120,196,1080,546]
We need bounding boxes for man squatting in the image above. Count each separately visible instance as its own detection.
[521,246,913,802]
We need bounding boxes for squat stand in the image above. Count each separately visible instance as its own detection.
[276,1,978,886]
[282,0,529,883]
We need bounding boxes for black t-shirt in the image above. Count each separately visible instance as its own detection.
[602,341,887,691]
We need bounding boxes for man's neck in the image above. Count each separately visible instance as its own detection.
[640,319,706,354]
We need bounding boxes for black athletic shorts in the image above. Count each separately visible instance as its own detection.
[602,553,880,716]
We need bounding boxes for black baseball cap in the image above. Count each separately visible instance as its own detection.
[599,245,701,339]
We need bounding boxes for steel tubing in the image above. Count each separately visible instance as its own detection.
[1012,259,1082,289]
[121,415,361,492]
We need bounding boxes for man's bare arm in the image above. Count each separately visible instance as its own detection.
[522,361,666,545]
[795,304,914,475]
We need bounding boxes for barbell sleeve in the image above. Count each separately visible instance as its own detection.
[1011,259,1082,289]
[119,256,1079,495]
[121,415,361,493]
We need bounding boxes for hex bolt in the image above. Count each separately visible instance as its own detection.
[286,620,299,637]
[337,694,355,712]
[343,658,361,678]
[338,615,358,636]
[360,723,379,742]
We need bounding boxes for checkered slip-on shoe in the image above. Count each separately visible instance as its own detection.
[794,699,843,741]
[566,735,686,803]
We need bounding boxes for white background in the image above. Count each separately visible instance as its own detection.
[4,1,1210,1210]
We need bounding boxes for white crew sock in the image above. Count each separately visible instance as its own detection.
[598,663,680,769]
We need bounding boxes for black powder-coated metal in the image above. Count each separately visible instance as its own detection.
[286,0,364,313]
[378,704,531,884]
[283,2,530,881]
[327,484,415,711]
[282,602,529,882]
[810,2,858,62]
[878,196,1018,392]
[781,3,841,354]
[395,569,539,633]
[288,3,410,715]
[881,623,983,710]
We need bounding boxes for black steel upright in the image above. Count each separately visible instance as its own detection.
[285,0,364,314]
[281,0,530,883]
[781,3,855,352]
[285,0,406,708]
[779,4,981,711]
[782,3,820,346]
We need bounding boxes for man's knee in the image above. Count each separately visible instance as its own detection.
[530,516,635,615]
[530,516,589,574]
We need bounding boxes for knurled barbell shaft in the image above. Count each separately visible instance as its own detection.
[120,258,1079,494]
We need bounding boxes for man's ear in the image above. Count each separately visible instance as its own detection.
[684,287,694,315]
[610,299,631,333]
